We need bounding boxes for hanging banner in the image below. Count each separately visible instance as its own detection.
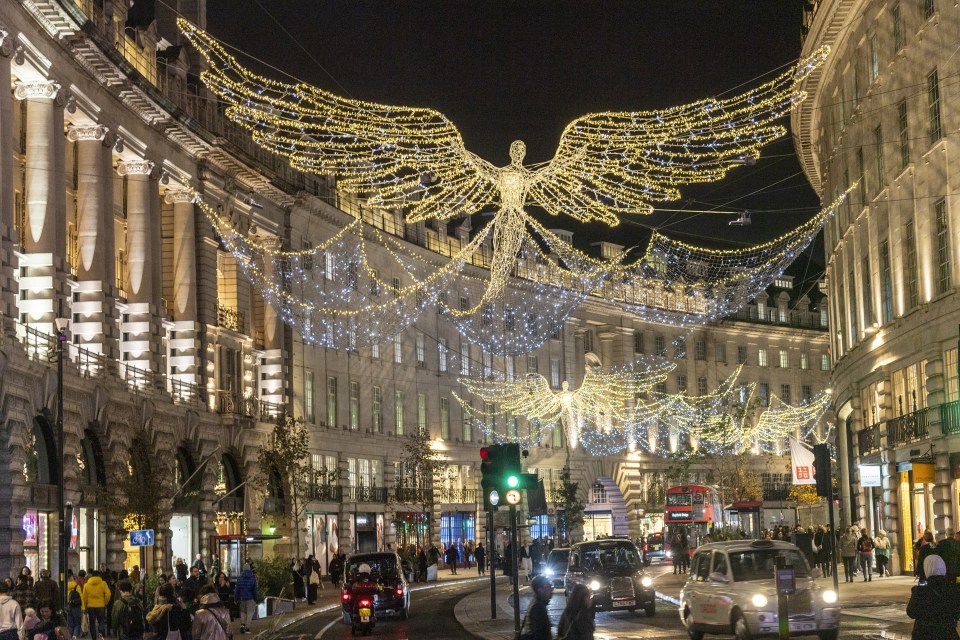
[859,464,882,487]
[789,437,816,485]
[913,462,935,484]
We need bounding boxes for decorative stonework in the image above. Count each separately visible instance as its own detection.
[116,159,154,176]
[67,124,108,143]
[164,189,194,205]
[13,80,60,101]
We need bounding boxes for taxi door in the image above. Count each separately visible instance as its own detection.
[708,551,733,626]
[688,551,715,625]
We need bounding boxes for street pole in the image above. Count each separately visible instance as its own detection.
[510,505,520,633]
[488,510,496,619]
[828,486,839,593]
[56,307,68,618]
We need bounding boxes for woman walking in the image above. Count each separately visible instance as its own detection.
[840,528,858,583]
[906,555,960,639]
[557,583,595,640]
[874,530,891,577]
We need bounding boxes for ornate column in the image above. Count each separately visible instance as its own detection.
[15,80,67,334]
[0,33,18,327]
[117,160,163,379]
[68,124,118,365]
[166,188,201,395]
[257,234,285,407]
[925,358,951,534]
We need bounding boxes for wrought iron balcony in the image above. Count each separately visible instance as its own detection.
[348,486,388,503]
[942,401,960,436]
[858,423,882,457]
[393,486,432,503]
[886,407,929,448]
[437,488,478,504]
[307,485,342,502]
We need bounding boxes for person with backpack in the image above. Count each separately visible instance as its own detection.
[110,581,144,640]
[857,529,875,582]
[233,565,258,635]
[65,574,83,640]
[191,585,230,640]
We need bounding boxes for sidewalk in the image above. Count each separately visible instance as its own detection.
[231,567,490,638]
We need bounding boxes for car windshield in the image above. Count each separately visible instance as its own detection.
[548,550,569,564]
[345,556,399,582]
[581,543,642,570]
[729,549,811,582]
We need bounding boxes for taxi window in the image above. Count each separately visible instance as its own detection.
[712,552,728,577]
[694,552,711,582]
[729,549,810,582]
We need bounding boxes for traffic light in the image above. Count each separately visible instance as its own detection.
[502,442,522,491]
[480,445,503,510]
[813,443,832,498]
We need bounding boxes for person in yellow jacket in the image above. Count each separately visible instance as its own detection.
[81,572,111,640]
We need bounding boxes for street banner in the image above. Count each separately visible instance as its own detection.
[789,437,816,485]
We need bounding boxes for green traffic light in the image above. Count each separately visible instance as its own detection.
[507,475,519,488]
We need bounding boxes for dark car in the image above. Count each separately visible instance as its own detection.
[541,548,570,589]
[644,532,666,564]
[564,539,656,616]
[340,552,411,624]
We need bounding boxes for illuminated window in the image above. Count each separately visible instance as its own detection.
[395,391,405,436]
[440,398,450,440]
[905,221,919,308]
[372,386,382,433]
[758,348,769,367]
[936,199,951,294]
[327,377,337,427]
[779,349,789,369]
[305,371,315,423]
[551,359,561,388]
[928,69,942,143]
[438,338,448,372]
[417,394,427,435]
[349,381,359,431]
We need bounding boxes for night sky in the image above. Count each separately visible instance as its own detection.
[204,1,823,264]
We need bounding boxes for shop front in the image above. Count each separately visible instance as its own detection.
[21,510,52,574]
[392,512,428,552]
[353,513,382,553]
[897,459,935,573]
[440,511,475,559]
[305,513,340,571]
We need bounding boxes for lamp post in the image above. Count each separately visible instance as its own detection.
[55,313,69,616]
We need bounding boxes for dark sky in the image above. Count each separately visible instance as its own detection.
[205,1,823,264]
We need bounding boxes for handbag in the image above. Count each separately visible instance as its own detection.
[80,614,89,636]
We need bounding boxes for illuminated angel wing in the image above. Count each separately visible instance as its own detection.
[457,374,563,422]
[529,47,829,226]
[755,393,831,442]
[179,19,497,222]
[574,358,675,417]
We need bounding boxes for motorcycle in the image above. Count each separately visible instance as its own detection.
[350,579,381,636]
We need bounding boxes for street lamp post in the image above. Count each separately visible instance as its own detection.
[55,313,69,616]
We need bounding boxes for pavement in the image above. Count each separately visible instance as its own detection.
[233,565,921,640]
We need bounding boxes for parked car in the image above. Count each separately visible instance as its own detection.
[340,552,411,625]
[541,548,570,589]
[564,538,656,616]
[643,532,665,564]
[679,539,840,640]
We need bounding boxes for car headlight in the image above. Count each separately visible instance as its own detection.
[544,568,554,576]
[822,589,838,604]
[666,550,672,558]
[641,576,653,588]
[751,593,768,608]
[589,580,602,591]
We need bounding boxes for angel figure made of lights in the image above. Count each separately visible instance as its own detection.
[179,19,829,312]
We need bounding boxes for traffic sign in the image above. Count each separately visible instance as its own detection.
[505,489,522,505]
[129,529,155,547]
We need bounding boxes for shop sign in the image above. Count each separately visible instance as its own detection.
[913,462,935,484]
[859,464,882,487]
[356,515,369,527]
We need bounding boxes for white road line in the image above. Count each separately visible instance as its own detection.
[314,617,339,640]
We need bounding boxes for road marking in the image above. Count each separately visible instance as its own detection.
[314,617,339,640]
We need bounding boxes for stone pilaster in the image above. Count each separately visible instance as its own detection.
[15,80,67,335]
[117,160,163,379]
[258,234,285,407]
[166,189,202,394]
[68,124,118,366]
[0,41,18,328]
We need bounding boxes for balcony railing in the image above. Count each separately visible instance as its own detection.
[437,488,478,504]
[762,484,791,501]
[886,407,929,448]
[393,486,432,503]
[349,486,388,503]
[217,305,245,333]
[307,485,342,503]
[858,423,882,457]
[942,401,960,436]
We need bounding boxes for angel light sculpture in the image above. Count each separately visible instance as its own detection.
[179,19,828,311]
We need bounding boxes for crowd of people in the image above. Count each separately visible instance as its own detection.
[0,556,263,640]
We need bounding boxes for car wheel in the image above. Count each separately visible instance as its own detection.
[342,610,351,625]
[733,611,752,640]
[683,607,704,640]
[817,631,838,640]
[400,605,409,620]
[644,603,656,617]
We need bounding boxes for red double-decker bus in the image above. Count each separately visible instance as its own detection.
[663,485,721,551]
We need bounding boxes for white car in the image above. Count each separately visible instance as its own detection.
[679,539,839,640]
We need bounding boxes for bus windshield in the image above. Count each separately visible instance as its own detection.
[666,493,692,506]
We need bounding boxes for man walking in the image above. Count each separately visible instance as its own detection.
[519,576,553,640]
[234,563,258,635]
[0,582,22,640]
[110,580,144,640]
[475,543,486,577]
[445,544,459,575]
[33,570,59,612]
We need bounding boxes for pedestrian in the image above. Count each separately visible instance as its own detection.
[291,559,305,603]
[312,557,324,592]
[307,564,320,605]
[670,532,682,575]
[29,601,64,640]
[129,567,141,594]
[445,544,459,575]
[916,531,938,584]
[518,575,553,640]
[874,530,891,577]
[191,556,207,582]
[840,527,858,583]
[233,563,258,635]
[417,548,428,583]
[20,607,39,640]
[32,571,58,614]
[520,542,531,581]
[191,585,230,640]
[174,560,187,585]
[557,583,594,640]
[182,567,204,595]
[503,543,514,578]
[213,573,235,622]
[66,572,83,640]
[475,544,486,577]
[678,534,690,574]
[15,568,34,613]
[857,529,874,582]
[81,571,111,640]
[145,584,190,640]
[939,530,960,581]
[97,565,116,637]
[906,554,960,639]
[110,580,144,640]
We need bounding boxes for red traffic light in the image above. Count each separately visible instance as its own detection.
[480,447,490,460]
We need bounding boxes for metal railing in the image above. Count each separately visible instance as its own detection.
[858,423,882,457]
[307,485,342,502]
[942,401,960,436]
[348,486,388,503]
[886,407,929,448]
[393,486,432,503]
[436,488,478,504]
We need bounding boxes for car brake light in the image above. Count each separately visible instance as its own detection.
[359,599,372,607]
[396,587,403,596]
[342,593,350,601]
[644,544,649,551]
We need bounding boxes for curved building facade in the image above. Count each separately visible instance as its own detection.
[796,0,960,573]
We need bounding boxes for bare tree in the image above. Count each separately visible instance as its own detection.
[397,430,443,543]
[555,467,585,545]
